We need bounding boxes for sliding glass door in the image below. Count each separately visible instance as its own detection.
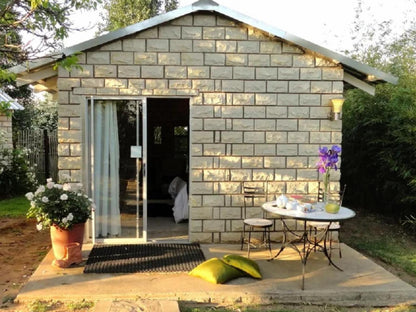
[85,98,147,243]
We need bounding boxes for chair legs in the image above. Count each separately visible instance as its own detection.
[328,230,342,259]
[240,225,246,250]
[311,227,342,262]
[324,230,342,263]
[241,225,272,258]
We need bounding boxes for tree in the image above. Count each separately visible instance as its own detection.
[0,0,102,82]
[341,1,416,218]
[98,0,178,34]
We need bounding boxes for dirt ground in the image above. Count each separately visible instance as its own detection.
[0,214,416,311]
[0,218,50,310]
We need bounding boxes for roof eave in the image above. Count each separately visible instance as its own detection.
[9,54,62,74]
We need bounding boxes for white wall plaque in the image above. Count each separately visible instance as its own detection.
[130,146,142,158]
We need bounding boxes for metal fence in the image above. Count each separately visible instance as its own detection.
[15,129,58,182]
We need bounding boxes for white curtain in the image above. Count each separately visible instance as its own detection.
[93,101,121,237]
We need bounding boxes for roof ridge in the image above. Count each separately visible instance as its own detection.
[192,0,219,6]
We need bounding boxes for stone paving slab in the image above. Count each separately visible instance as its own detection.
[15,243,416,308]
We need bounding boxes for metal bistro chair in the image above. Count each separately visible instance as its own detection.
[240,184,273,258]
[308,183,347,259]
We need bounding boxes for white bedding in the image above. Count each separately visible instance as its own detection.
[168,177,189,223]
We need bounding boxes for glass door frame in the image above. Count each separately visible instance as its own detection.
[84,96,147,244]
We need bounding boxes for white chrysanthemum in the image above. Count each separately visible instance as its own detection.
[77,193,82,196]
[54,184,63,189]
[25,192,34,200]
[60,194,68,201]
[63,183,71,191]
[36,223,43,231]
[30,201,36,208]
[67,213,74,221]
[46,181,54,189]
[62,217,68,224]
[41,196,49,203]
[46,178,53,183]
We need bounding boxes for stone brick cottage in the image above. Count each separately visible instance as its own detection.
[11,0,397,244]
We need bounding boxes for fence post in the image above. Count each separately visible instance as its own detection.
[44,129,49,180]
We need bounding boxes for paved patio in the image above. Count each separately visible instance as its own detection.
[15,243,416,310]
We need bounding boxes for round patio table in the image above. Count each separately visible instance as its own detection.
[262,201,356,290]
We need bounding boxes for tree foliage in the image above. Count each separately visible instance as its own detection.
[341,2,416,218]
[98,0,178,34]
[0,0,101,60]
[0,0,101,86]
[13,93,58,132]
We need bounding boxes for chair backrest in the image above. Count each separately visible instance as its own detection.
[339,184,347,206]
[243,185,266,219]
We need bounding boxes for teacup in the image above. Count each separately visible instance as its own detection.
[303,203,312,210]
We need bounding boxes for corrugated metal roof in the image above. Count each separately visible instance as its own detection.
[9,55,60,75]
[10,0,398,85]
[0,90,24,110]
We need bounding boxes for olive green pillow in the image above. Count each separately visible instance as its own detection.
[222,254,262,279]
[188,257,246,284]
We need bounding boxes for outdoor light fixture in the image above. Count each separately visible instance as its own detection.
[330,98,344,120]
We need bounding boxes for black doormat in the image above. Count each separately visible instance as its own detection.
[83,243,205,273]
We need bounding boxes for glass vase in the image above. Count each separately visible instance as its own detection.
[323,172,330,203]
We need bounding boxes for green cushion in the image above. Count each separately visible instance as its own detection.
[222,254,262,279]
[188,257,246,284]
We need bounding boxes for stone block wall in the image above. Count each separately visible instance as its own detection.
[57,12,343,243]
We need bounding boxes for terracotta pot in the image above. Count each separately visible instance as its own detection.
[50,223,85,260]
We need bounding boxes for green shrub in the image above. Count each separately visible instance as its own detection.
[0,146,37,199]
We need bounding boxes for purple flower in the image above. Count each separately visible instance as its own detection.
[316,145,341,174]
[332,145,341,154]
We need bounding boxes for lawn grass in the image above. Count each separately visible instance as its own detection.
[0,196,29,217]
[342,210,416,279]
[346,235,416,276]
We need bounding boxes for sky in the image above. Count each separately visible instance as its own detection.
[64,0,415,53]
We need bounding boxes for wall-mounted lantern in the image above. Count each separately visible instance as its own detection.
[330,98,344,120]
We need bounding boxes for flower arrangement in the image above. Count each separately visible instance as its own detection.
[26,178,93,230]
[316,145,341,201]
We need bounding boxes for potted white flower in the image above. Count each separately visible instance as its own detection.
[26,178,94,267]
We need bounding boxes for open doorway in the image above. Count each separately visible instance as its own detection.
[146,98,190,242]
[86,98,189,244]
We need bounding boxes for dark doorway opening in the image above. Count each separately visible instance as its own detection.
[146,98,189,241]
